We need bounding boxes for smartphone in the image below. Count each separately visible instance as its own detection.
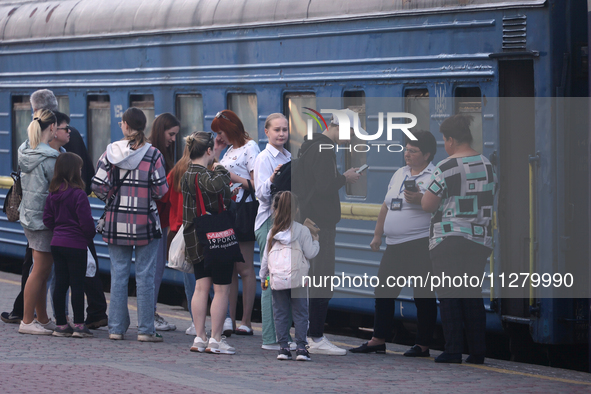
[230,183,242,192]
[356,164,369,174]
[404,179,417,192]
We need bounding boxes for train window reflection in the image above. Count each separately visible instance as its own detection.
[284,93,316,156]
[455,87,483,154]
[344,91,367,198]
[56,96,70,116]
[228,94,258,143]
[12,96,31,170]
[88,95,111,168]
[405,89,430,132]
[130,94,155,136]
[175,94,203,161]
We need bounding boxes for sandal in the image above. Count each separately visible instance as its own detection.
[235,325,254,336]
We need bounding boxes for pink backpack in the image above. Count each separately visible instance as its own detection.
[266,239,310,290]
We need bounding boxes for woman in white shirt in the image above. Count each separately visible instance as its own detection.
[349,130,438,357]
[253,113,290,349]
[211,110,260,335]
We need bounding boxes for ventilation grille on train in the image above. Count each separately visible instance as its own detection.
[502,15,526,51]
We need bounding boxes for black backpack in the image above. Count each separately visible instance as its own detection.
[271,139,319,203]
[270,160,292,197]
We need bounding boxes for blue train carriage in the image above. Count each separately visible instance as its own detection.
[0,0,588,357]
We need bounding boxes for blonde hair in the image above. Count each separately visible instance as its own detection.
[28,109,56,149]
[264,113,287,130]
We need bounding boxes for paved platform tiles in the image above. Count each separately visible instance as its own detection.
[1,270,590,393]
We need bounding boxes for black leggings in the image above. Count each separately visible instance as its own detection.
[51,246,87,325]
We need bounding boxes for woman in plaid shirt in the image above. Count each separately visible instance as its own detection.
[92,107,168,343]
[182,131,237,354]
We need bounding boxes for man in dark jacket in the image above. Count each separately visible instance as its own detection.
[295,109,361,356]
[1,90,108,328]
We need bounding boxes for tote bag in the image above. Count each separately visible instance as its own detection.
[234,179,258,242]
[192,174,244,269]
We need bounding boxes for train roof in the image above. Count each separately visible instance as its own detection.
[0,0,545,43]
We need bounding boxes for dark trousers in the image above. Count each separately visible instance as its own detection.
[272,289,308,350]
[11,245,33,317]
[430,237,490,356]
[372,238,437,346]
[51,246,88,325]
[10,242,107,323]
[84,241,108,323]
[308,227,336,338]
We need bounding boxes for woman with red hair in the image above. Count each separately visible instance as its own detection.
[211,110,260,335]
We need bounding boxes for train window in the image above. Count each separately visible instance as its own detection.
[344,91,367,198]
[228,94,258,143]
[12,96,31,170]
[405,89,430,132]
[175,94,204,161]
[88,95,111,167]
[130,94,155,136]
[56,96,70,115]
[283,93,319,157]
[455,87,483,154]
[284,93,316,156]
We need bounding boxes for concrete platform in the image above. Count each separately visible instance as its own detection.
[1,270,590,393]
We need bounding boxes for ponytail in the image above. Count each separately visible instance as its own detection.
[266,191,299,253]
[28,109,56,149]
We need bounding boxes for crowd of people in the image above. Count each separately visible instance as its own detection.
[1,89,496,364]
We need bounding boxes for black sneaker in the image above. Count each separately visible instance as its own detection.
[86,317,108,330]
[72,324,93,338]
[277,348,292,360]
[52,324,74,337]
[434,352,462,363]
[1,311,22,324]
[296,348,312,361]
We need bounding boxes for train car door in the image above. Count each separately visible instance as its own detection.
[498,59,535,318]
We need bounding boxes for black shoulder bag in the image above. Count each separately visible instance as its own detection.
[192,174,244,269]
[234,179,258,242]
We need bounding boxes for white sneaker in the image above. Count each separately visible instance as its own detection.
[190,336,207,353]
[154,312,176,331]
[262,342,296,350]
[206,336,235,355]
[222,317,233,337]
[185,322,196,336]
[109,333,124,340]
[18,320,53,335]
[306,336,347,356]
[138,333,164,342]
[37,319,56,331]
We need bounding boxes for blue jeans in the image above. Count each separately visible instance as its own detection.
[108,240,159,335]
[153,228,169,310]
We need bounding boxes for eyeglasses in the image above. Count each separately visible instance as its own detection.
[207,132,215,148]
[118,121,123,127]
[405,148,421,154]
[57,126,71,132]
[215,111,231,122]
